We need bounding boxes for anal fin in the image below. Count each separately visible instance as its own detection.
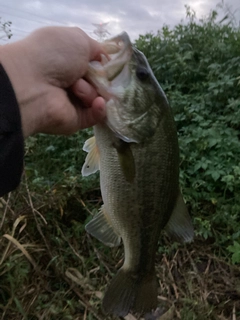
[81,136,100,176]
[85,205,121,247]
[165,191,194,243]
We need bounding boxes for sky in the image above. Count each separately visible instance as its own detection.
[0,0,239,44]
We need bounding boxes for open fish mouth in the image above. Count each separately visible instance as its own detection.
[86,32,138,142]
[86,32,133,96]
[102,32,132,53]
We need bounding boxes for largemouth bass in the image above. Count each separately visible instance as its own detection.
[82,32,194,317]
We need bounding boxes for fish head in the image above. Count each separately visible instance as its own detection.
[86,32,168,143]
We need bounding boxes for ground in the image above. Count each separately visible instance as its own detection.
[0,185,239,320]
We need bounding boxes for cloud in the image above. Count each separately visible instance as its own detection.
[0,0,239,43]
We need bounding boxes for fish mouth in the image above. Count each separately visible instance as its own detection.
[101,31,133,82]
[86,32,139,143]
[85,32,133,98]
[102,31,132,57]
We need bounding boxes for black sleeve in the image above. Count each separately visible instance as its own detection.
[0,64,24,197]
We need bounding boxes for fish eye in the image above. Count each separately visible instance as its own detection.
[136,67,149,81]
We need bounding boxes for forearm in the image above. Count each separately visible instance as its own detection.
[0,42,49,138]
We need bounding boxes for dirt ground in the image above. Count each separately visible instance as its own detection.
[0,192,240,320]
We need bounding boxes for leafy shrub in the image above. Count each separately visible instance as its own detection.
[135,5,240,260]
[24,129,99,209]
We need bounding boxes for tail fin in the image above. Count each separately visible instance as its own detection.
[102,268,158,317]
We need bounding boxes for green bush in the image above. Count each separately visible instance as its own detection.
[135,5,240,261]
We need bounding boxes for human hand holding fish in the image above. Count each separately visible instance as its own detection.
[82,32,194,318]
[0,26,106,138]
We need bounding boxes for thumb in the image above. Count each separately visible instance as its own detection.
[76,97,106,129]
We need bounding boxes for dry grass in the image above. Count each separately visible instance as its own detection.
[0,183,240,320]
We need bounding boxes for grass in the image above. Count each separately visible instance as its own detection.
[0,175,240,320]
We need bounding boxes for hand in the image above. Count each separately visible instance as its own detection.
[0,26,106,137]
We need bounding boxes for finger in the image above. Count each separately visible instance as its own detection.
[76,96,106,129]
[72,79,98,107]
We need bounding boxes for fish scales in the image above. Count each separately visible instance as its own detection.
[94,110,179,270]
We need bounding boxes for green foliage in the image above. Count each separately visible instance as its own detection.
[24,129,99,204]
[135,5,240,261]
[228,241,240,264]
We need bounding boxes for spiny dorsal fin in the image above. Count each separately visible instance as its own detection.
[85,205,121,247]
[81,136,100,176]
[165,191,194,243]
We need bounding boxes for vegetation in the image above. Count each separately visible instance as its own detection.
[135,4,240,262]
[0,4,240,320]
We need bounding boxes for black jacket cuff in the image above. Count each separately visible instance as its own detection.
[0,64,24,197]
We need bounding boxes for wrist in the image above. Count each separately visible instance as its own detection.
[0,41,46,137]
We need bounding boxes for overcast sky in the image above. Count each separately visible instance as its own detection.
[0,0,239,44]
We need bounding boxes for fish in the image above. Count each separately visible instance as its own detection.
[81,32,194,317]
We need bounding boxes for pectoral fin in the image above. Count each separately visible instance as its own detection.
[85,205,121,247]
[81,136,100,176]
[113,139,136,183]
[165,191,194,243]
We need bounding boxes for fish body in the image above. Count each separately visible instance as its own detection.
[82,32,193,317]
